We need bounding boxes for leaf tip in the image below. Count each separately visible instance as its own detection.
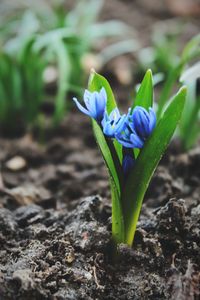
[145,69,153,81]
[90,68,96,75]
[179,85,187,97]
[88,69,97,87]
[146,68,152,76]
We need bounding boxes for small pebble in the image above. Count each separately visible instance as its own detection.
[6,156,27,171]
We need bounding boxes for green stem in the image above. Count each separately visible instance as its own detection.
[110,177,125,245]
[123,193,143,246]
[106,137,124,188]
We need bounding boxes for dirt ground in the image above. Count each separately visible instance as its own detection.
[0,112,200,299]
[0,0,200,299]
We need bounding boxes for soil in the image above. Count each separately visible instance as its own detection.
[0,112,200,300]
[0,0,200,299]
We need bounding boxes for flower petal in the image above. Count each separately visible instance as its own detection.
[132,106,149,138]
[73,98,92,117]
[122,154,135,176]
[95,88,107,120]
[115,134,134,148]
[130,132,144,148]
[148,107,156,133]
[114,114,127,135]
[103,122,115,137]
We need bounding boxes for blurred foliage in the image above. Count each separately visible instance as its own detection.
[137,22,200,149]
[0,38,45,135]
[0,0,136,133]
[179,62,200,149]
[137,21,181,75]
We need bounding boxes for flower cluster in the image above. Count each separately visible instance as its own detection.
[73,88,156,175]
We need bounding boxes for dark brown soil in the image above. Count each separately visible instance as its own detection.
[0,111,200,300]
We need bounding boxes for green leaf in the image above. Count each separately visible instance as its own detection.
[88,71,124,243]
[0,81,7,121]
[179,80,200,149]
[113,139,123,163]
[133,69,153,109]
[132,69,153,158]
[88,70,122,170]
[110,177,125,244]
[181,34,200,62]
[92,120,124,243]
[156,62,184,119]
[89,70,117,114]
[180,61,200,83]
[92,120,120,192]
[157,34,200,120]
[53,39,71,125]
[122,86,187,246]
[11,65,22,109]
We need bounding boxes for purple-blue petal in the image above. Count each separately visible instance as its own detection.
[102,107,123,138]
[94,88,107,120]
[114,114,127,135]
[73,98,92,117]
[110,107,120,120]
[115,134,134,148]
[103,123,115,137]
[130,132,144,148]
[148,107,156,133]
[75,88,107,121]
[122,154,135,176]
[132,106,150,137]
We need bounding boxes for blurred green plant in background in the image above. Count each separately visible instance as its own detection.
[137,22,200,149]
[179,62,200,149]
[0,38,45,135]
[0,0,137,134]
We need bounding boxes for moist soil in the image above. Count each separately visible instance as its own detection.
[0,112,200,300]
[1,0,200,299]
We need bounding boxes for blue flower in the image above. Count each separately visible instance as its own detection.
[73,88,107,122]
[131,106,156,139]
[115,106,156,148]
[122,154,135,177]
[101,107,126,138]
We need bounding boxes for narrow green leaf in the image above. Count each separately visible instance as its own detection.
[133,69,153,158]
[11,65,22,109]
[53,39,71,124]
[133,69,153,109]
[0,81,7,121]
[113,139,123,163]
[179,80,200,149]
[88,70,122,172]
[110,177,125,244]
[181,34,200,62]
[88,71,124,243]
[180,62,200,83]
[122,87,187,246]
[89,70,117,114]
[92,120,120,193]
[157,62,184,119]
[92,120,124,243]
[157,34,200,120]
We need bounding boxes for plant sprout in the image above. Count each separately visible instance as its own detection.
[74,69,186,247]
